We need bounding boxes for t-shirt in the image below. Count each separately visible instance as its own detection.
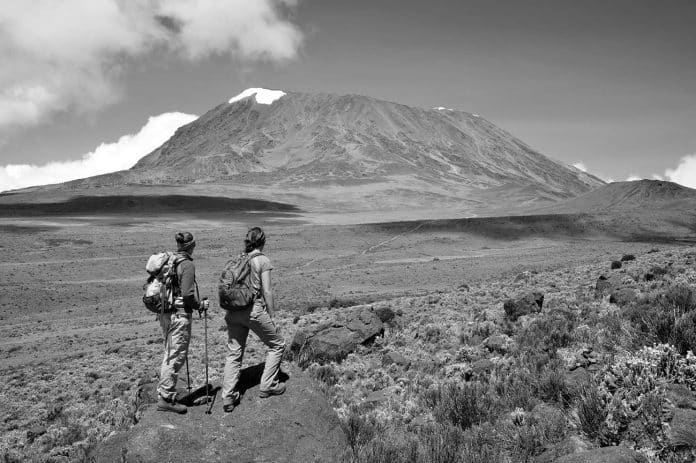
[248,250,273,294]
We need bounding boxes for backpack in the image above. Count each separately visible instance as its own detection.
[142,252,188,314]
[218,252,263,310]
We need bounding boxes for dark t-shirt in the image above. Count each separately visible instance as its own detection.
[175,254,198,312]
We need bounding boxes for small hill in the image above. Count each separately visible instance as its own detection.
[533,180,696,214]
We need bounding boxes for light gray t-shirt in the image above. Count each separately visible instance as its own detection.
[248,250,273,294]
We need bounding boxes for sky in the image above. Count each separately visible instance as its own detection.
[1,0,695,191]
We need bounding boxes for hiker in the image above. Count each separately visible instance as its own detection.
[157,231,209,414]
[221,227,286,412]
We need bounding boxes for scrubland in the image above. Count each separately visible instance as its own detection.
[0,216,695,462]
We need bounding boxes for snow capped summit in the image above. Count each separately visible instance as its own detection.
[229,88,286,105]
[434,106,453,111]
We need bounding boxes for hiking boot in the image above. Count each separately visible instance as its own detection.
[157,396,187,414]
[259,382,286,399]
[223,393,240,413]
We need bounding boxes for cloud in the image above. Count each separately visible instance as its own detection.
[0,112,197,192]
[572,162,587,172]
[626,174,642,181]
[0,0,302,128]
[664,154,696,188]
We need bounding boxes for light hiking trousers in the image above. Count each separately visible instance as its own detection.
[222,302,286,402]
[157,312,191,401]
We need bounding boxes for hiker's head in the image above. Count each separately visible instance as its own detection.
[244,227,266,253]
[175,231,196,253]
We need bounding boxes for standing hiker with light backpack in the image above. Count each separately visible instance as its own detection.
[218,227,286,413]
[143,231,209,414]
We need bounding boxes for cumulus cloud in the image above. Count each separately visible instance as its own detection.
[0,112,197,192]
[664,154,696,188]
[0,0,302,128]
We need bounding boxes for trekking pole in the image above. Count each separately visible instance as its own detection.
[185,354,192,395]
[200,297,213,414]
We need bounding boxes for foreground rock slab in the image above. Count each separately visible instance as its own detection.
[291,305,384,363]
[93,364,346,463]
[551,446,647,463]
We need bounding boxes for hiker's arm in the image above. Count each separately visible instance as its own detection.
[179,261,198,313]
[261,270,275,318]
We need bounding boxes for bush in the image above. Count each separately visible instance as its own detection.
[673,311,696,355]
[611,260,622,269]
[422,382,496,430]
[517,315,574,356]
[576,385,607,441]
[621,254,636,262]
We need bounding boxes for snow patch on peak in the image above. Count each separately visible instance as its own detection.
[229,88,286,105]
[434,106,453,111]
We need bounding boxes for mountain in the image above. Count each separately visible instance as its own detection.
[4,89,604,216]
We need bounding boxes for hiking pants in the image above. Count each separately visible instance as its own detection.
[157,312,192,401]
[222,302,286,402]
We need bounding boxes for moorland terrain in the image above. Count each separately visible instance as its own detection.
[0,206,695,462]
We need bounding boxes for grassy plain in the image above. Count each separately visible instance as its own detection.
[0,212,694,461]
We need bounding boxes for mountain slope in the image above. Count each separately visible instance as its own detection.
[6,89,604,215]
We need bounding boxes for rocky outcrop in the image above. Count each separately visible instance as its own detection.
[503,291,544,321]
[551,446,647,463]
[290,306,384,363]
[92,364,346,463]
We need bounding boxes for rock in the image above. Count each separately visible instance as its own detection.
[483,334,516,354]
[611,260,622,269]
[364,389,389,403]
[669,408,696,448]
[534,435,591,463]
[26,425,47,443]
[552,446,647,463]
[621,254,636,262]
[666,383,696,410]
[644,273,655,281]
[503,291,544,321]
[290,306,383,363]
[383,351,411,368]
[92,364,346,463]
[374,306,395,323]
[594,276,612,296]
[609,288,637,306]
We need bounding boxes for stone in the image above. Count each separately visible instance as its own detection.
[666,383,696,410]
[534,435,591,463]
[503,291,544,321]
[609,288,637,306]
[552,446,647,463]
[92,364,346,463]
[290,306,383,363]
[374,306,395,323]
[383,351,411,368]
[483,334,516,354]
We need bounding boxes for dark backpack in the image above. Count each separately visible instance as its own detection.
[143,252,188,314]
[218,252,263,310]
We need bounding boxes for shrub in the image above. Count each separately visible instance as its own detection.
[576,385,607,441]
[517,314,574,356]
[422,382,496,430]
[621,254,636,262]
[664,284,696,314]
[344,410,381,450]
[311,364,338,386]
[673,311,696,355]
[611,260,622,269]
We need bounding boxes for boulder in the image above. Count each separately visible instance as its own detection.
[383,351,411,368]
[92,364,346,463]
[609,288,637,306]
[290,306,383,363]
[534,435,591,463]
[552,446,647,463]
[504,291,544,321]
[611,260,622,270]
[483,334,516,354]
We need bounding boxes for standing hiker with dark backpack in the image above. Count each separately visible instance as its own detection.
[219,227,286,413]
[154,231,209,414]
